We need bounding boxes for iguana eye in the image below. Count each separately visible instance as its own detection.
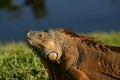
[38,34,42,37]
[38,32,44,38]
[38,32,47,38]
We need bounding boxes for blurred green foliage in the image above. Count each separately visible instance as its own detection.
[89,31,120,46]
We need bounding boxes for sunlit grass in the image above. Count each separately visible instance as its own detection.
[0,42,48,80]
[0,32,120,80]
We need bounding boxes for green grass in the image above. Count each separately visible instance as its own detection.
[88,31,120,46]
[0,32,120,80]
[0,42,49,80]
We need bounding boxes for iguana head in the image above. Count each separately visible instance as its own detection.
[26,29,63,63]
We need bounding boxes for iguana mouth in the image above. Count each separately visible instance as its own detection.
[47,52,58,62]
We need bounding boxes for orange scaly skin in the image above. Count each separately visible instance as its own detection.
[26,29,120,80]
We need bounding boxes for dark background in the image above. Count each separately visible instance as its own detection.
[0,0,120,42]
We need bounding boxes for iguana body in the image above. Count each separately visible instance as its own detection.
[26,29,120,80]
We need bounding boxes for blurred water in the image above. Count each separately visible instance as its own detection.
[0,0,120,42]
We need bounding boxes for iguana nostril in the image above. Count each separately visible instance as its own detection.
[27,31,34,38]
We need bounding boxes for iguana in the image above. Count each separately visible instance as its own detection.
[26,29,120,80]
